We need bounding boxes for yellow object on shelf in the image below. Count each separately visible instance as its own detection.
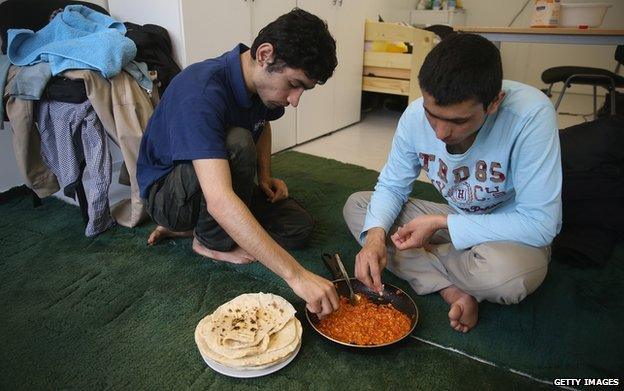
[362,21,436,103]
[369,40,408,53]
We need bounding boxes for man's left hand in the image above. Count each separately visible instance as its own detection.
[259,177,289,203]
[391,214,447,251]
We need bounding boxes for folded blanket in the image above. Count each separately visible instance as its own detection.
[7,5,136,78]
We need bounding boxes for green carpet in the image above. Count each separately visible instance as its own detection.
[1,151,621,389]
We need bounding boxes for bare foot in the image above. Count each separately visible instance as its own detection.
[440,285,478,333]
[192,238,256,264]
[147,225,193,245]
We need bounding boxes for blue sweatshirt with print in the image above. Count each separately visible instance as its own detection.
[361,80,562,250]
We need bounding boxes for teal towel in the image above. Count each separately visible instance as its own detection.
[7,5,136,78]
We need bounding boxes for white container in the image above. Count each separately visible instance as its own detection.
[559,2,612,27]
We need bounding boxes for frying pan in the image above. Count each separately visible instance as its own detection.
[305,253,419,348]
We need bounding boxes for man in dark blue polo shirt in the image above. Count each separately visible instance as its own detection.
[137,9,340,316]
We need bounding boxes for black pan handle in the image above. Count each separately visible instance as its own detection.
[321,252,343,280]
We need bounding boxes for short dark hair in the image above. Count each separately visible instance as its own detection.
[250,8,337,84]
[418,33,502,109]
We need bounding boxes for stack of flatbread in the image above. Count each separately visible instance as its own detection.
[195,293,302,370]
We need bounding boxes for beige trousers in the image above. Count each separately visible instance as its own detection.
[343,191,550,304]
[4,65,60,197]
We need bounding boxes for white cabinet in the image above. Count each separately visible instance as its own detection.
[108,0,363,151]
[333,0,365,131]
[249,0,298,153]
[296,0,364,143]
[254,0,363,147]
[180,0,252,65]
[295,0,336,144]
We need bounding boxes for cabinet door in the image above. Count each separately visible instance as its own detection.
[333,0,364,130]
[295,0,337,144]
[251,0,298,153]
[181,0,252,66]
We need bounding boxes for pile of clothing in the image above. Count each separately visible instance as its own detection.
[0,1,180,236]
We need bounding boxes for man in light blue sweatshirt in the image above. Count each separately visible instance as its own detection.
[343,33,562,333]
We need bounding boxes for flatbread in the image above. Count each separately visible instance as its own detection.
[195,317,302,369]
[206,294,268,355]
[198,314,271,359]
[257,293,296,335]
[195,293,301,368]
[209,293,294,349]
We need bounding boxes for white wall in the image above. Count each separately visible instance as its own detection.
[362,0,419,23]
[107,0,186,68]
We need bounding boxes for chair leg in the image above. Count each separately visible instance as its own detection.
[611,90,617,115]
[554,83,569,111]
[593,85,597,120]
[546,83,553,97]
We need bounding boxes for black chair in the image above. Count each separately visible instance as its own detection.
[541,45,624,119]
[423,24,456,40]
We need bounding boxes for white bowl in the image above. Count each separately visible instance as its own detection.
[560,3,612,28]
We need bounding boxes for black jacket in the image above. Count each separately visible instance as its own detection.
[554,115,624,267]
[124,22,181,93]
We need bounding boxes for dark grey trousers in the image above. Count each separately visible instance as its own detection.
[145,127,314,251]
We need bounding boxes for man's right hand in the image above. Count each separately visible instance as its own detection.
[287,268,339,317]
[192,159,339,316]
[355,228,387,293]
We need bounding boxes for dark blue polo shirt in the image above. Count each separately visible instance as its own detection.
[137,44,285,198]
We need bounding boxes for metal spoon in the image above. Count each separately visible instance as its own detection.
[334,253,358,305]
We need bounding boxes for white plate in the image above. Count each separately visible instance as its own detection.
[199,341,301,378]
